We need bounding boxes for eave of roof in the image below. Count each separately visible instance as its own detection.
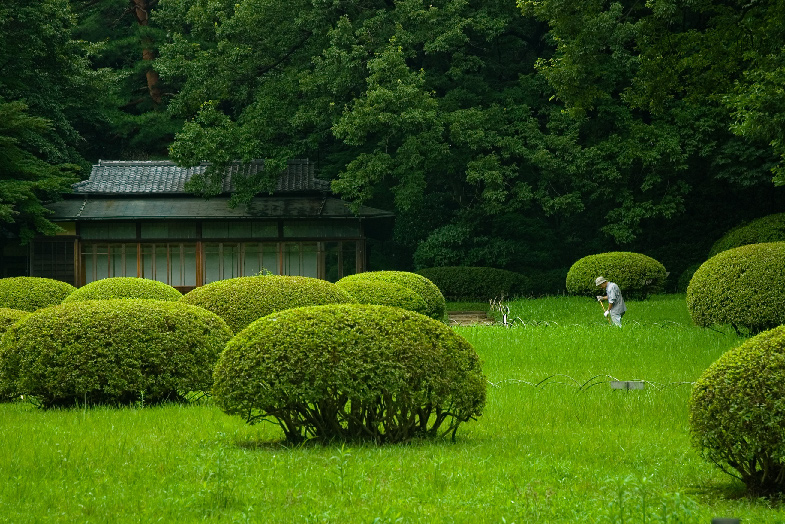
[46,196,395,220]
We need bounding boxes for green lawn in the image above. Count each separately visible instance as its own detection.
[2,295,784,522]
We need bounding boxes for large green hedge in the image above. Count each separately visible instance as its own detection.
[690,325,785,496]
[63,277,182,302]
[709,213,785,257]
[337,271,445,320]
[565,252,667,299]
[687,242,785,333]
[180,275,355,333]
[416,266,530,300]
[213,304,486,443]
[0,277,75,311]
[336,279,428,316]
[0,308,28,336]
[0,299,232,407]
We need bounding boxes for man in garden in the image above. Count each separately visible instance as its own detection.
[595,276,626,327]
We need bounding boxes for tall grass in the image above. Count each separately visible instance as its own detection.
[1,295,782,522]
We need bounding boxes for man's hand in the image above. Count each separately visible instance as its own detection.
[604,310,610,317]
[596,296,603,302]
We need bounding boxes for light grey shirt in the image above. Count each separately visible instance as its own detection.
[607,282,626,315]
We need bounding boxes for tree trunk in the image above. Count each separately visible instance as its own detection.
[131,0,163,105]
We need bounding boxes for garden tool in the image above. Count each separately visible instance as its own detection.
[597,296,612,324]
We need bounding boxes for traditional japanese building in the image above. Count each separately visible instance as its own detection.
[26,159,393,292]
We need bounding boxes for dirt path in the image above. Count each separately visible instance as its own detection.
[447,311,495,326]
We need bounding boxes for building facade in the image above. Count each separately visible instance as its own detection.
[28,160,392,292]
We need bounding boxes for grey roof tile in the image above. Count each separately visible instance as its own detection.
[73,159,331,194]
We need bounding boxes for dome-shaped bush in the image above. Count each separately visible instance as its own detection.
[690,325,785,496]
[416,266,530,300]
[565,252,667,299]
[337,271,446,320]
[0,308,28,336]
[63,277,182,303]
[0,299,232,407]
[213,304,486,443]
[709,213,785,257]
[687,242,785,334]
[0,277,75,311]
[336,279,428,316]
[180,275,356,333]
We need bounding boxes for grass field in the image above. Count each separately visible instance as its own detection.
[2,295,784,522]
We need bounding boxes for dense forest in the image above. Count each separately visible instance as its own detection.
[1,0,784,284]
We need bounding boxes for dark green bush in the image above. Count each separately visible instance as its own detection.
[63,277,182,302]
[416,267,530,300]
[213,304,486,443]
[690,325,785,496]
[676,263,702,293]
[337,271,446,320]
[709,213,785,257]
[180,275,355,333]
[687,242,785,333]
[0,299,232,407]
[336,279,428,316]
[565,252,667,299]
[525,267,569,296]
[0,277,75,311]
[0,308,28,335]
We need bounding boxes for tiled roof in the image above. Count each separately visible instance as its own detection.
[72,159,331,194]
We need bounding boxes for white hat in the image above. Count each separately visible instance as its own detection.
[595,276,607,286]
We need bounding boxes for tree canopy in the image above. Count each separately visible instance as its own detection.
[0,0,99,241]
[1,0,783,276]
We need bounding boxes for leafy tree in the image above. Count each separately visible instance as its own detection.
[72,0,181,159]
[0,0,98,241]
[520,0,782,236]
[0,0,99,166]
[724,0,785,186]
[0,101,80,242]
[156,0,591,267]
[155,0,783,273]
[518,0,784,281]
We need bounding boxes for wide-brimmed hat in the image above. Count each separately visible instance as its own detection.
[595,276,607,286]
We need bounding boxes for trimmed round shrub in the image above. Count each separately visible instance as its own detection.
[337,271,446,320]
[0,277,75,311]
[180,275,356,333]
[0,308,28,335]
[565,252,667,299]
[336,279,428,316]
[416,266,530,300]
[690,325,785,496]
[709,213,785,257]
[0,308,28,400]
[63,277,182,303]
[213,304,486,443]
[0,299,232,407]
[687,242,785,333]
